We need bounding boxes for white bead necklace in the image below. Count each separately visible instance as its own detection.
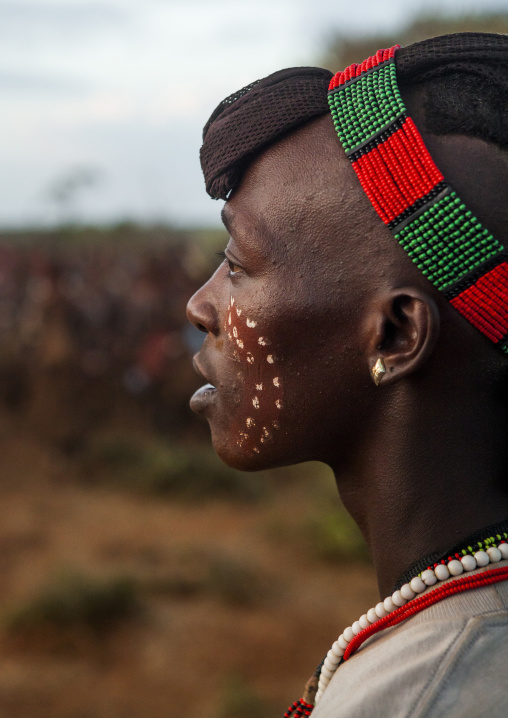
[315,541,508,703]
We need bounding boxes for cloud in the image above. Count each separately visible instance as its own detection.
[4,0,508,228]
[0,70,90,96]
[0,1,129,44]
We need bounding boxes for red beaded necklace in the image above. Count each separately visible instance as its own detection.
[284,564,508,717]
[344,564,508,661]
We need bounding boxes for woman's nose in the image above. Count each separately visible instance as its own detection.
[186,282,219,336]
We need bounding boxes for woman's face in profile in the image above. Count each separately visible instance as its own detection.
[187,118,376,471]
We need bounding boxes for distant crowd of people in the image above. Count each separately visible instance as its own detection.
[0,228,213,431]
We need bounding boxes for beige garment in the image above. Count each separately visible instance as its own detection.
[312,561,508,718]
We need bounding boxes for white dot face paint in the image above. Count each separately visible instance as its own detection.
[260,427,272,444]
[224,303,230,332]
[224,295,284,460]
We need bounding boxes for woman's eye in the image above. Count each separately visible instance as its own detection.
[215,251,243,275]
[227,260,242,274]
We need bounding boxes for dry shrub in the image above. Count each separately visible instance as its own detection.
[306,509,370,563]
[214,675,277,718]
[85,434,268,502]
[5,570,140,641]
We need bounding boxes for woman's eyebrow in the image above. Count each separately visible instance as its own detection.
[221,206,234,234]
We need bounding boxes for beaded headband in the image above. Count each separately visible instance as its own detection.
[328,46,508,355]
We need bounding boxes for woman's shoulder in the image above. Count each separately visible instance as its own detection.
[312,579,508,718]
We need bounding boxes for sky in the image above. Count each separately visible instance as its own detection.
[1,0,507,228]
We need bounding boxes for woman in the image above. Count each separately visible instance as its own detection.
[187,33,508,717]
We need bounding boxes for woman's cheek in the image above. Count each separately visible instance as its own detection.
[225,295,283,458]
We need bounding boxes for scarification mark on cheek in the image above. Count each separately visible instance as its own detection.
[227,295,247,358]
[226,297,283,457]
[260,427,272,444]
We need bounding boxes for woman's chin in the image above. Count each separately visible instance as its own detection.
[210,432,276,472]
[213,443,265,471]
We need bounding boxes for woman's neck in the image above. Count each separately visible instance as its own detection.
[332,379,508,598]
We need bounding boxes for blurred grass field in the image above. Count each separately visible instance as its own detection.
[0,226,377,718]
[2,7,507,715]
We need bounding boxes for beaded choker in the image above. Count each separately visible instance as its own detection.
[327,47,508,355]
[284,530,508,716]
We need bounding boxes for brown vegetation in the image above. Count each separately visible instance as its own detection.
[0,226,376,718]
[321,12,508,71]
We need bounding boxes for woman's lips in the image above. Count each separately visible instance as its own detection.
[190,383,217,413]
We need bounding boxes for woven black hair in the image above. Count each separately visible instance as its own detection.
[397,33,508,149]
[201,32,508,200]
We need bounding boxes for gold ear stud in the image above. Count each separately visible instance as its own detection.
[371,358,386,386]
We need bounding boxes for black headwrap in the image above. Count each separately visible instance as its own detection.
[200,67,332,200]
[200,32,508,200]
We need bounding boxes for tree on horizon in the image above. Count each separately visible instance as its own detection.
[321,12,508,71]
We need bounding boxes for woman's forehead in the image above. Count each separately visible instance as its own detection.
[223,115,451,301]
[226,116,387,260]
[228,119,354,220]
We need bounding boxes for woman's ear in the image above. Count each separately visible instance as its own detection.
[365,287,441,386]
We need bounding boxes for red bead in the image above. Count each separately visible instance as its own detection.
[343,565,508,662]
[451,262,508,343]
